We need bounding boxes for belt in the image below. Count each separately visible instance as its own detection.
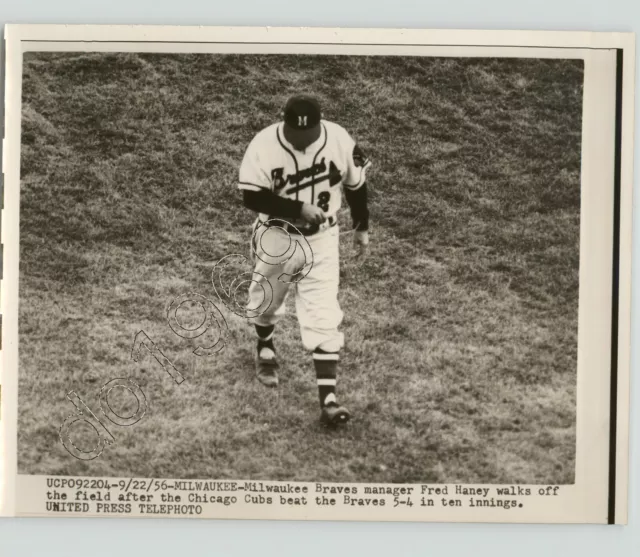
[261,216,336,237]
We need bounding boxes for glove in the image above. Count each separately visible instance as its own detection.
[353,230,369,261]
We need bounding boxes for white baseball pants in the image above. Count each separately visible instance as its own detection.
[247,220,344,353]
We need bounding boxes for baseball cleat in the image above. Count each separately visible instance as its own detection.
[256,348,279,388]
[320,404,351,426]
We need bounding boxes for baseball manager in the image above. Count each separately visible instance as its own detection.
[238,94,371,426]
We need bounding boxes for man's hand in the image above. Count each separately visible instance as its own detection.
[300,203,327,225]
[353,230,370,261]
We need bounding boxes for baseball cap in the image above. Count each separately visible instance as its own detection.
[283,95,322,130]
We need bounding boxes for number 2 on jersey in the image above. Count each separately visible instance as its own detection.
[317,191,330,212]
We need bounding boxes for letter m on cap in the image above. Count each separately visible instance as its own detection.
[298,115,308,127]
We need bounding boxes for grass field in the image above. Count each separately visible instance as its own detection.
[18,52,583,484]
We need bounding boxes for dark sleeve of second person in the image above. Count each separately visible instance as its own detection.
[243,189,304,220]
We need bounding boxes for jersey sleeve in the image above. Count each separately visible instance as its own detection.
[343,132,372,191]
[238,136,272,192]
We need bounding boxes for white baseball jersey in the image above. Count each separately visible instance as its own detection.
[238,120,371,228]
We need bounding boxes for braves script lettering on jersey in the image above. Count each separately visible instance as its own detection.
[238,95,371,426]
[239,121,370,230]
